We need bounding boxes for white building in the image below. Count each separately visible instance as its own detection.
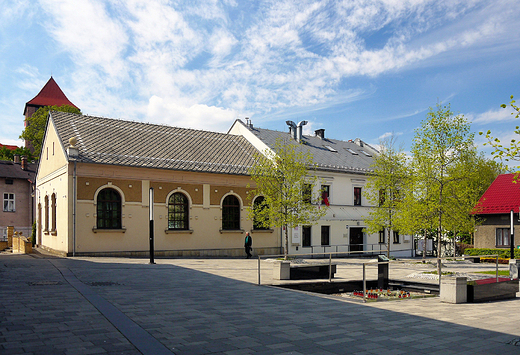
[229,119,414,257]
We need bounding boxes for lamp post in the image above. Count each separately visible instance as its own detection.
[149,187,155,264]
[511,209,515,260]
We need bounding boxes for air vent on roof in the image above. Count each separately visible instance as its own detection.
[345,148,358,155]
[324,145,337,152]
[361,151,372,157]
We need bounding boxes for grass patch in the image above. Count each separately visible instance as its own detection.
[474,270,509,276]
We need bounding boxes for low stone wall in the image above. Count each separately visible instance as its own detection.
[39,246,282,258]
[12,235,32,254]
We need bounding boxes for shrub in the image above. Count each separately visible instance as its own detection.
[463,248,520,259]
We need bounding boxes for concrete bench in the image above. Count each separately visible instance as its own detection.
[273,261,336,280]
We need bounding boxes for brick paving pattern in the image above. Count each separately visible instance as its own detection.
[1,251,519,354]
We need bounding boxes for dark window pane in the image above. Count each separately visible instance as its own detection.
[97,188,122,229]
[168,193,189,230]
[222,195,240,230]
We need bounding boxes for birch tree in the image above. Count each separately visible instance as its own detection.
[364,135,408,257]
[248,138,326,258]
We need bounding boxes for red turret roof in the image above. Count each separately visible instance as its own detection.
[24,77,78,115]
[473,174,520,215]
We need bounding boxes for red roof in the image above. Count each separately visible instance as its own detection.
[0,144,18,151]
[473,174,520,215]
[24,77,78,115]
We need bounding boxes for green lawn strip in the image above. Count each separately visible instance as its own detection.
[474,270,509,276]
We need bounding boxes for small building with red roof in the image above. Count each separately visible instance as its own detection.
[473,173,520,249]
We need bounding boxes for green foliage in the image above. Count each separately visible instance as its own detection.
[20,105,81,159]
[363,134,408,256]
[480,95,520,164]
[463,248,520,259]
[403,104,475,257]
[0,146,34,161]
[247,138,327,257]
[31,222,36,246]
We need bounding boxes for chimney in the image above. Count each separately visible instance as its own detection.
[286,121,297,140]
[67,137,79,159]
[21,156,27,171]
[315,129,325,139]
[354,138,363,147]
[13,154,20,164]
[297,121,308,143]
[245,117,253,128]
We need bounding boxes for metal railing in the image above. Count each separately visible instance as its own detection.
[257,252,504,302]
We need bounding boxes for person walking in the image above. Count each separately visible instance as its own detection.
[244,232,252,259]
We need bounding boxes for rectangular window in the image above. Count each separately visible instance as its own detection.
[354,187,362,206]
[496,228,510,247]
[393,231,400,244]
[379,230,385,244]
[3,193,15,212]
[5,179,13,185]
[321,185,330,205]
[302,184,312,204]
[321,225,330,246]
[302,226,311,247]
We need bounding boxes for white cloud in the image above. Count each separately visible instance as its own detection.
[146,95,238,132]
[470,107,518,124]
[14,0,518,134]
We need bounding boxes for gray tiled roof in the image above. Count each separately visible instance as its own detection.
[0,160,37,180]
[50,112,260,175]
[244,124,377,174]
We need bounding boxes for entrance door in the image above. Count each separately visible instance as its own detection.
[350,227,364,252]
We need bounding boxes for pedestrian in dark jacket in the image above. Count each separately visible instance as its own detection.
[244,232,252,258]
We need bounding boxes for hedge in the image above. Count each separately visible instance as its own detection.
[463,248,520,259]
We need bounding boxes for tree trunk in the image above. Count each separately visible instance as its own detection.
[284,224,289,260]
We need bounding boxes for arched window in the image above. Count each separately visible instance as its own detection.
[168,193,189,230]
[44,195,49,232]
[97,188,122,229]
[51,193,57,232]
[253,196,268,230]
[222,195,240,230]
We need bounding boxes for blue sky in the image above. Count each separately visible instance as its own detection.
[1,0,520,162]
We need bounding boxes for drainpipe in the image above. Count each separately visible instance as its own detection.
[73,160,77,257]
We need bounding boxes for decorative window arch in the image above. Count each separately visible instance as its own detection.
[51,193,57,232]
[96,188,122,229]
[222,194,240,230]
[253,195,268,230]
[168,192,189,230]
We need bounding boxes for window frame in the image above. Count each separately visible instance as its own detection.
[222,194,240,230]
[44,195,49,232]
[393,230,400,244]
[96,188,122,230]
[379,230,385,244]
[3,192,15,212]
[354,187,362,206]
[253,196,268,230]
[302,226,312,247]
[496,228,510,248]
[321,225,330,246]
[168,192,189,230]
[51,193,57,232]
[321,184,330,205]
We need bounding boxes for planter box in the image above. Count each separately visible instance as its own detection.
[467,278,519,303]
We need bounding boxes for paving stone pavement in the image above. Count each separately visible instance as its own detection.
[1,251,520,354]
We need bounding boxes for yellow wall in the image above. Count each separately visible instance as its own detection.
[39,161,280,255]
